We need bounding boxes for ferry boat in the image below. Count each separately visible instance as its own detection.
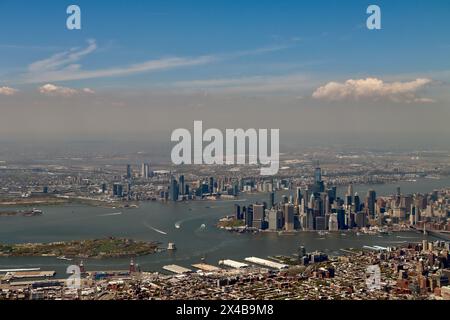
[56,256,73,261]
[22,208,43,216]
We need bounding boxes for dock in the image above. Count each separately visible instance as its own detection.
[0,268,41,273]
[6,271,56,279]
[244,257,288,270]
[363,245,388,252]
[192,263,220,272]
[218,259,248,269]
[162,264,192,274]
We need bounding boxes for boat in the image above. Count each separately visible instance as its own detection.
[167,242,177,250]
[22,208,43,216]
[57,256,72,261]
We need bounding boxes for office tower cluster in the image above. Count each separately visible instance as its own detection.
[230,165,450,233]
[230,166,426,232]
[140,163,154,179]
[233,166,343,232]
[102,163,154,200]
[167,175,240,201]
[106,164,448,233]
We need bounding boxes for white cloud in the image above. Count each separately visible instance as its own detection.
[38,84,95,97]
[312,77,434,103]
[38,84,78,97]
[28,39,97,73]
[20,40,290,84]
[0,86,18,96]
[82,88,95,94]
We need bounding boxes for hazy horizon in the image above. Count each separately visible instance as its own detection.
[0,0,449,151]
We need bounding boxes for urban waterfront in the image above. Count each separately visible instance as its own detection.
[1,178,448,277]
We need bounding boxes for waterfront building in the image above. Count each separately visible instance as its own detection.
[244,206,253,228]
[113,183,123,197]
[337,208,346,230]
[252,204,265,229]
[283,203,295,231]
[329,214,339,231]
[315,216,326,231]
[170,177,179,201]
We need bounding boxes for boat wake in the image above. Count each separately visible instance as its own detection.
[98,212,122,217]
[144,222,168,235]
[196,224,207,232]
[174,213,211,229]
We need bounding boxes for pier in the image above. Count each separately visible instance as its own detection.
[162,265,192,274]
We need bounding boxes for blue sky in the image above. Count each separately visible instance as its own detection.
[0,0,449,144]
[0,0,449,89]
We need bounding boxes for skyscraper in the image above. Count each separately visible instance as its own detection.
[252,204,265,229]
[234,204,241,220]
[269,191,275,208]
[313,165,324,193]
[346,184,354,208]
[126,164,132,179]
[283,203,294,231]
[354,192,360,212]
[347,184,354,200]
[113,183,123,197]
[314,166,322,184]
[179,175,185,196]
[366,189,376,218]
[267,209,283,231]
[336,208,346,230]
[209,177,214,194]
[295,187,302,206]
[315,216,326,230]
[170,177,179,201]
[141,163,150,179]
[244,205,253,228]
